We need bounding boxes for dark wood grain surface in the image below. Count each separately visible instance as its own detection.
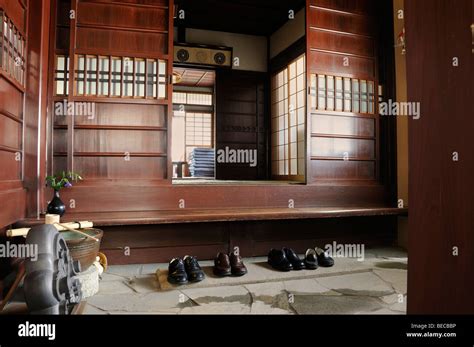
[17,207,407,227]
[215,70,268,180]
[406,0,474,314]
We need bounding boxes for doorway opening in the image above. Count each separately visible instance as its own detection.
[172,0,307,185]
[171,67,216,181]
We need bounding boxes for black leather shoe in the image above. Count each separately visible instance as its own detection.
[167,258,188,284]
[283,248,305,270]
[268,249,293,272]
[304,248,319,270]
[315,247,335,267]
[183,255,205,282]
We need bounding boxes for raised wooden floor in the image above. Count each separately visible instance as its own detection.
[17,207,408,227]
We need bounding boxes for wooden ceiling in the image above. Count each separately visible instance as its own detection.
[174,67,216,87]
[174,0,305,36]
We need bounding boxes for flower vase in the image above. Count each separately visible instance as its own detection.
[47,190,66,217]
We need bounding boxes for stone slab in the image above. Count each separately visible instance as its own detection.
[290,294,383,315]
[316,272,394,297]
[373,269,407,294]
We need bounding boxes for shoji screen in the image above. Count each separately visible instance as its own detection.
[306,0,379,182]
[271,54,306,181]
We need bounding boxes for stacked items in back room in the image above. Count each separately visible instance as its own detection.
[189,148,215,178]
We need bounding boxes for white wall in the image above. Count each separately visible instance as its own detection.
[270,9,305,59]
[185,28,268,72]
[171,114,186,162]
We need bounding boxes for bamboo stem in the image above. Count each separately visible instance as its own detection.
[6,221,94,237]
[54,223,99,242]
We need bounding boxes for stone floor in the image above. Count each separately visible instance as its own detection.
[83,247,407,315]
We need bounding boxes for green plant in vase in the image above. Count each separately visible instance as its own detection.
[45,171,83,217]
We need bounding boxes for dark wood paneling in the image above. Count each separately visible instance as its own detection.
[77,2,168,31]
[311,0,374,15]
[0,189,25,228]
[308,5,374,37]
[75,27,168,55]
[55,0,70,26]
[249,216,396,256]
[307,50,375,78]
[53,103,167,127]
[83,0,168,6]
[101,224,227,249]
[52,156,67,174]
[0,152,21,181]
[102,244,227,265]
[50,183,387,213]
[54,0,70,50]
[71,156,168,179]
[0,79,23,119]
[310,160,375,180]
[306,0,380,184]
[73,129,167,153]
[0,116,21,149]
[216,70,267,180]
[52,128,67,153]
[55,27,70,51]
[219,101,258,115]
[309,29,375,57]
[216,131,257,144]
[406,0,474,314]
[218,113,262,129]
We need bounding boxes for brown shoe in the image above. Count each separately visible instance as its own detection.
[229,249,247,276]
[213,253,231,277]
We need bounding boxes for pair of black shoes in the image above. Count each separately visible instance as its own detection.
[167,255,205,285]
[305,247,335,268]
[268,247,334,272]
[268,248,306,272]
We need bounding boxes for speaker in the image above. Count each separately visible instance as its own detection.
[174,44,233,68]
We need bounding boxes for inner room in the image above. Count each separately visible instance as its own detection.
[171,0,307,183]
